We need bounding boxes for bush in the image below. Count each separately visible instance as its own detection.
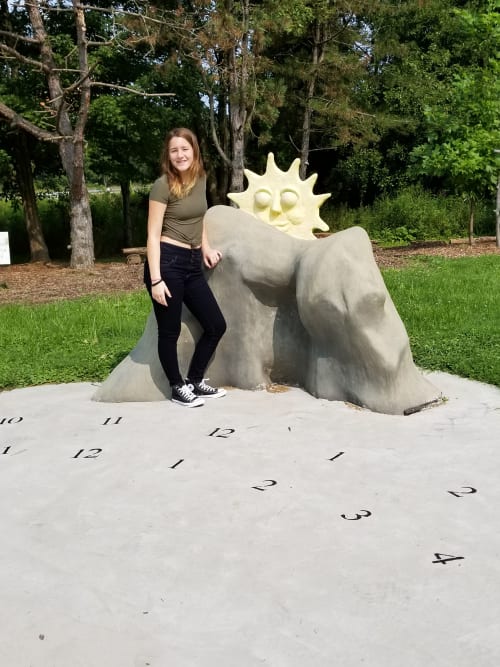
[2,185,495,260]
[324,187,495,244]
[90,190,149,257]
[0,199,27,262]
[0,188,149,261]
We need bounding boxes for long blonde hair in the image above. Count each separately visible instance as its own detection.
[160,128,205,198]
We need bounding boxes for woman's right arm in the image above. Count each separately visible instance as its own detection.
[147,199,172,306]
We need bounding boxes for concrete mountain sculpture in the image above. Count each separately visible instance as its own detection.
[93,206,439,415]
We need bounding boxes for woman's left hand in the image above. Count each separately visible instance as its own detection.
[203,248,222,269]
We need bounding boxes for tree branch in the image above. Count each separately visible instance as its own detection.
[0,43,49,73]
[89,82,175,96]
[0,29,40,45]
[21,1,180,28]
[207,90,232,167]
[0,102,70,142]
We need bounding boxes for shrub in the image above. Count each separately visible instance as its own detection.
[324,186,495,244]
[0,188,149,261]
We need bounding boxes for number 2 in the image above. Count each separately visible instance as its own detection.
[252,480,277,492]
[447,486,477,498]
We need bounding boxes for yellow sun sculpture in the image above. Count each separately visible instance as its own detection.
[227,153,331,240]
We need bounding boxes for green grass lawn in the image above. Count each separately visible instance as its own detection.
[382,255,500,387]
[0,254,499,390]
[0,291,151,389]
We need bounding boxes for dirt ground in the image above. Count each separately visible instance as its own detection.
[0,238,498,306]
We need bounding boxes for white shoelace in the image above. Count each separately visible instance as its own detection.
[197,379,213,391]
[177,384,195,399]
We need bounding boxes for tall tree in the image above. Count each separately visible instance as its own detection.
[280,0,376,179]
[411,1,500,243]
[85,33,195,246]
[0,1,175,267]
[187,0,268,192]
[329,0,464,206]
[0,0,50,262]
[0,0,96,267]
[10,130,50,262]
[150,0,290,195]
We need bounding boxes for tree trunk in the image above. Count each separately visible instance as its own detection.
[468,198,474,246]
[216,93,230,201]
[229,109,246,192]
[121,180,132,247]
[11,131,50,262]
[300,20,324,180]
[300,100,313,181]
[227,1,249,194]
[199,133,221,206]
[59,138,95,268]
[69,0,94,268]
[26,0,94,269]
[200,0,256,198]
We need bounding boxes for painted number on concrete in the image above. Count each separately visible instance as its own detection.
[447,486,477,498]
[102,417,123,425]
[209,428,235,438]
[252,480,277,491]
[341,510,372,521]
[432,553,465,565]
[73,448,103,459]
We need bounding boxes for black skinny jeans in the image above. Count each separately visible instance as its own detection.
[144,242,226,387]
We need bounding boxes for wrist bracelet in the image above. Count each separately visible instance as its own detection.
[151,279,163,287]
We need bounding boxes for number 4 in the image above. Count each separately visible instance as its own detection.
[432,553,465,565]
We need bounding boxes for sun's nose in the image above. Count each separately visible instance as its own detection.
[270,190,282,214]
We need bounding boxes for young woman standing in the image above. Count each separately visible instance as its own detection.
[144,128,227,407]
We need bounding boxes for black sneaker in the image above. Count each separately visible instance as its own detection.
[187,378,227,399]
[171,383,205,407]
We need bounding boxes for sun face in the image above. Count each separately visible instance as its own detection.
[227,153,331,240]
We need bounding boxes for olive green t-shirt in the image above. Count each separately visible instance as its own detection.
[149,174,207,247]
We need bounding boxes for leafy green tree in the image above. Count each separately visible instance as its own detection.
[0,1,175,267]
[186,0,280,192]
[268,0,377,179]
[332,0,465,205]
[411,1,500,243]
[85,38,199,246]
[0,0,52,261]
[0,0,100,268]
[148,0,299,195]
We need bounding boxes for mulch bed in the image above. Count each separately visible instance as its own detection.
[372,237,499,269]
[0,261,145,305]
[0,238,498,306]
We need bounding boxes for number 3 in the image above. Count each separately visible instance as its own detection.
[341,510,372,521]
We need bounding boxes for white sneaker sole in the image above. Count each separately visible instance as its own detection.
[171,397,205,408]
[198,389,227,399]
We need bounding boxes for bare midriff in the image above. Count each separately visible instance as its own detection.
[160,235,201,250]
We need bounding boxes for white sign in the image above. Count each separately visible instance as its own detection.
[0,232,11,265]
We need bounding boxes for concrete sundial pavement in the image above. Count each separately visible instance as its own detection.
[0,370,499,667]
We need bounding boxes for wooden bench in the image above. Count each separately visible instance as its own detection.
[122,246,147,264]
